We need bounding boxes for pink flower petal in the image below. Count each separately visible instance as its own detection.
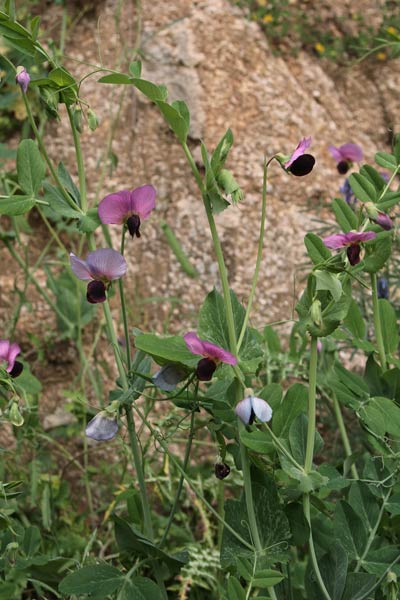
[328,145,343,162]
[86,248,127,281]
[284,137,312,168]
[0,340,21,373]
[323,233,349,249]
[184,332,206,355]
[339,143,363,162]
[130,185,156,220]
[344,231,376,245]
[98,189,132,224]
[201,340,237,365]
[70,253,93,280]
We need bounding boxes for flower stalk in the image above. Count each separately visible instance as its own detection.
[371,273,387,371]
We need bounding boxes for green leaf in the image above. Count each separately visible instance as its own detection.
[272,383,308,438]
[48,67,78,104]
[134,334,198,369]
[332,197,358,231]
[129,61,142,78]
[43,182,81,219]
[59,564,123,597]
[363,235,392,273]
[171,100,190,133]
[252,569,285,587]
[343,299,366,339]
[359,396,400,438]
[17,139,46,195]
[227,576,246,600]
[57,162,80,205]
[78,208,102,233]
[315,270,342,302]
[349,173,377,203]
[258,383,283,411]
[288,413,323,465]
[98,73,132,84]
[263,325,281,353]
[305,542,348,600]
[240,429,274,454]
[156,100,189,143]
[334,501,367,560]
[360,165,387,191]
[117,577,165,600]
[348,482,380,529]
[375,151,397,171]
[211,128,234,173]
[304,233,331,265]
[342,572,376,600]
[379,298,399,354]
[0,195,36,216]
[131,78,168,101]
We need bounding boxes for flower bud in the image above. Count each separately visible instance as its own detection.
[9,402,24,427]
[15,66,30,93]
[310,299,322,327]
[88,108,100,131]
[73,106,83,133]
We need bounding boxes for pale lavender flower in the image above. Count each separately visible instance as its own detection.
[15,66,30,93]
[329,143,363,174]
[86,411,118,441]
[323,231,376,265]
[340,178,356,206]
[235,395,273,425]
[184,332,237,381]
[153,364,188,391]
[283,137,315,176]
[98,185,156,238]
[0,340,23,378]
[70,248,127,303]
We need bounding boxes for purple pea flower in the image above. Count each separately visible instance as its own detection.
[70,248,127,303]
[329,143,363,174]
[153,364,188,391]
[0,339,23,378]
[283,137,315,176]
[340,178,356,207]
[184,332,237,381]
[323,230,376,265]
[15,66,30,94]
[235,395,273,425]
[377,277,389,299]
[98,185,156,238]
[86,411,118,441]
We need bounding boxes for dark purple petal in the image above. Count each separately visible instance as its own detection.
[153,364,188,391]
[214,463,230,480]
[288,154,315,176]
[323,233,349,250]
[86,412,118,441]
[373,212,393,231]
[284,137,312,168]
[196,357,217,381]
[337,160,350,175]
[9,361,23,378]
[70,253,93,280]
[98,189,132,224]
[127,214,141,238]
[130,185,156,219]
[86,248,127,281]
[87,280,107,303]
[377,278,389,299]
[347,244,361,265]
[15,67,30,93]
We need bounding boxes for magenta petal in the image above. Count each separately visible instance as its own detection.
[235,397,252,424]
[0,340,11,363]
[323,233,349,249]
[339,143,363,162]
[98,190,132,225]
[184,332,206,355]
[201,340,237,365]
[86,248,127,281]
[345,231,376,245]
[284,137,312,168]
[70,253,93,280]
[6,343,21,373]
[328,145,343,162]
[130,185,156,220]
[251,396,273,422]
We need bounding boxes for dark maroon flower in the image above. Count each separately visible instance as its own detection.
[70,248,127,303]
[215,462,231,480]
[0,340,23,378]
[98,185,156,238]
[184,332,237,381]
[284,137,315,176]
[323,231,376,266]
[329,143,363,174]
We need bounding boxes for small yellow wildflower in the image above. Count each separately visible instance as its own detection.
[262,14,273,23]
[257,0,267,6]
[315,42,325,54]
[386,26,397,35]
[376,51,387,60]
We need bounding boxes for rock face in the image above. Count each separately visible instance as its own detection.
[38,0,400,332]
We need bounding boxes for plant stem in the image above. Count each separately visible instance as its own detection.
[66,104,88,212]
[370,273,387,371]
[332,395,359,479]
[237,157,268,352]
[119,229,131,369]
[354,488,391,573]
[181,141,237,355]
[303,336,332,600]
[159,407,196,548]
[262,423,305,473]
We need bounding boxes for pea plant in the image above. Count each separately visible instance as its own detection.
[1,3,400,599]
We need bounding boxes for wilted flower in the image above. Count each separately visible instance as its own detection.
[15,66,30,93]
[235,395,273,425]
[153,364,188,391]
[214,462,231,480]
[86,411,118,441]
[283,137,315,176]
[0,339,23,378]
[377,277,389,299]
[329,143,363,174]
[98,185,156,238]
[340,178,356,207]
[184,332,237,381]
[365,203,393,231]
[70,248,127,303]
[323,231,376,266]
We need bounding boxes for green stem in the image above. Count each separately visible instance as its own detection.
[159,408,196,548]
[371,273,387,371]
[181,142,237,355]
[332,395,359,479]
[303,495,332,600]
[66,104,88,212]
[354,489,391,573]
[119,229,131,370]
[22,95,80,212]
[237,157,268,352]
[262,423,305,473]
